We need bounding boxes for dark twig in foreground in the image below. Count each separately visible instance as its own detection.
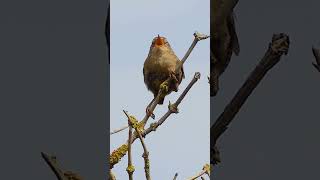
[41,152,67,180]
[110,72,201,169]
[211,33,290,165]
[312,47,320,72]
[41,152,83,180]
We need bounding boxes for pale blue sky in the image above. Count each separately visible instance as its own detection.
[110,0,209,179]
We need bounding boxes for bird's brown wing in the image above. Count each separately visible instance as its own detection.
[143,66,149,89]
[143,66,146,82]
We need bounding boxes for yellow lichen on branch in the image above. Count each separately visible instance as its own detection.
[110,144,128,169]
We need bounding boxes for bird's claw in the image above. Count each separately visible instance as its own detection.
[159,81,169,94]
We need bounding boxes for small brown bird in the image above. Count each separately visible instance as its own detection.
[143,35,185,105]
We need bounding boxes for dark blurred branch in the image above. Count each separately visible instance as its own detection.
[312,47,320,72]
[41,152,83,180]
[105,1,110,63]
[210,33,290,165]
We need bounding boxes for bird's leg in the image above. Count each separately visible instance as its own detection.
[145,97,156,119]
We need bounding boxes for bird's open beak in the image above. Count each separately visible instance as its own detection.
[155,34,165,46]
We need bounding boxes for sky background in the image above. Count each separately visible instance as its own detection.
[211,1,320,179]
[110,0,210,179]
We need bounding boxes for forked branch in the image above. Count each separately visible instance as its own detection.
[110,72,201,169]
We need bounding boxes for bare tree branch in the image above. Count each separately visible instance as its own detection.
[41,152,68,180]
[180,32,210,66]
[41,152,83,180]
[110,72,201,169]
[312,46,320,72]
[187,164,210,180]
[126,118,134,180]
[124,110,151,180]
[211,33,290,165]
[105,1,110,63]
[139,72,201,139]
[110,125,130,135]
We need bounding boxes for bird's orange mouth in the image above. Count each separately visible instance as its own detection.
[155,35,165,46]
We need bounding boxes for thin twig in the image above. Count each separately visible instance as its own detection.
[124,111,151,180]
[41,152,83,180]
[110,72,201,169]
[179,32,209,66]
[110,125,129,135]
[110,32,208,135]
[187,164,210,180]
[188,171,206,180]
[41,152,67,180]
[126,117,134,180]
[312,46,320,72]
